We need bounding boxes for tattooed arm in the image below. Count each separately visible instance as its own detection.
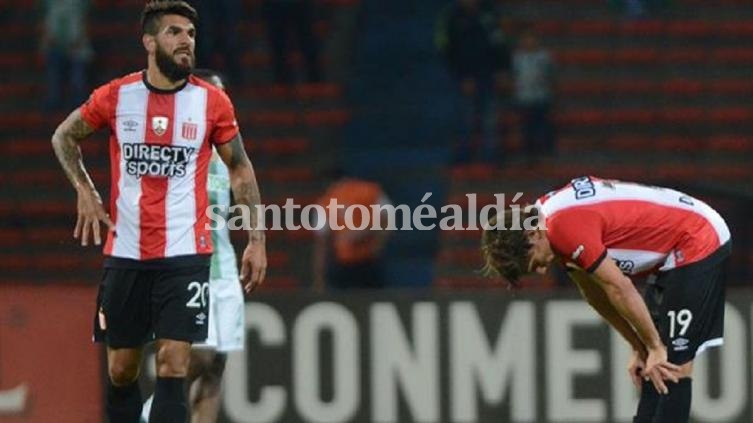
[51,108,113,246]
[216,133,267,292]
[52,108,96,190]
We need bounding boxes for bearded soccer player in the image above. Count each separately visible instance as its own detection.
[481,176,730,423]
[51,2,267,422]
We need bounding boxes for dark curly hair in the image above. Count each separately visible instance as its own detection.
[480,207,539,287]
[141,1,198,35]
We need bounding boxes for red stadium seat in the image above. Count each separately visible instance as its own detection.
[708,107,753,124]
[666,20,713,38]
[533,20,566,36]
[661,79,705,96]
[295,83,344,100]
[302,109,351,126]
[555,49,610,66]
[613,48,659,66]
[609,109,657,125]
[659,107,705,125]
[717,21,753,38]
[556,109,608,126]
[708,135,753,152]
[711,48,753,64]
[708,80,753,96]
[250,137,311,155]
[247,110,299,127]
[568,20,615,36]
[618,20,665,37]
[662,48,709,65]
[258,166,314,183]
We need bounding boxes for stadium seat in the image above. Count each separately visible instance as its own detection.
[613,48,659,66]
[302,109,351,126]
[618,20,665,37]
[568,20,615,36]
[249,137,311,155]
[659,108,706,125]
[707,135,753,152]
[717,21,753,38]
[247,110,299,127]
[556,109,608,126]
[555,49,610,66]
[295,83,343,100]
[711,48,753,65]
[708,107,753,124]
[661,79,705,96]
[609,109,657,125]
[708,80,753,96]
[666,20,713,38]
[258,166,315,183]
[533,20,566,36]
[662,48,709,65]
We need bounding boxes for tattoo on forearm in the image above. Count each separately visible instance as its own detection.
[52,110,95,190]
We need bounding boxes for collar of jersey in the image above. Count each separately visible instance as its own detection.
[142,70,188,94]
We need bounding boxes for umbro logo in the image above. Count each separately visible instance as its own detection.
[122,119,139,132]
[195,312,207,325]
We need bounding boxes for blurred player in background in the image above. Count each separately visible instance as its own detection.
[141,69,245,423]
[481,176,731,423]
[51,2,266,422]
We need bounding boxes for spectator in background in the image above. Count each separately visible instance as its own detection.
[435,0,510,164]
[40,0,92,110]
[313,169,391,291]
[262,0,322,84]
[512,29,556,163]
[191,0,243,84]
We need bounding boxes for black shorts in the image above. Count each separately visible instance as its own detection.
[644,242,731,364]
[93,265,210,348]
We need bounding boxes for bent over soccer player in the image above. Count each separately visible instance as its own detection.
[51,2,267,422]
[481,176,730,423]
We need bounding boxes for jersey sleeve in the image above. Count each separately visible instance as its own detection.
[80,82,114,130]
[547,209,607,272]
[209,90,240,145]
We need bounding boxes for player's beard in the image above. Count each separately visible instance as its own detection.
[155,43,194,83]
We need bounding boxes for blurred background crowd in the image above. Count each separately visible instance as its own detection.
[2,0,752,293]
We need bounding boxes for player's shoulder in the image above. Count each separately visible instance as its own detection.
[188,75,231,99]
[99,71,144,90]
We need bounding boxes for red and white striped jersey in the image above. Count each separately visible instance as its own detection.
[536,176,731,275]
[80,71,239,261]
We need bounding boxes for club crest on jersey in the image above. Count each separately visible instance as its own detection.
[182,121,198,140]
[152,116,169,136]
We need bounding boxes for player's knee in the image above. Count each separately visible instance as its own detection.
[108,360,140,386]
[156,341,191,377]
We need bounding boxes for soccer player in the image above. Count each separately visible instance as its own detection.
[51,2,267,422]
[140,69,245,423]
[481,176,731,423]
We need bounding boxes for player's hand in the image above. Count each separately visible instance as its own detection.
[74,186,114,246]
[642,345,681,395]
[627,348,647,390]
[240,237,267,294]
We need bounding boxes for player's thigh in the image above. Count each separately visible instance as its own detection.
[151,265,211,343]
[647,251,728,364]
[94,268,153,348]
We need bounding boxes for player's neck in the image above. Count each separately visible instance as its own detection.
[145,66,186,91]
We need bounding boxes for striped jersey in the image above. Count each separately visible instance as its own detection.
[80,71,239,262]
[207,151,238,280]
[536,176,731,275]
